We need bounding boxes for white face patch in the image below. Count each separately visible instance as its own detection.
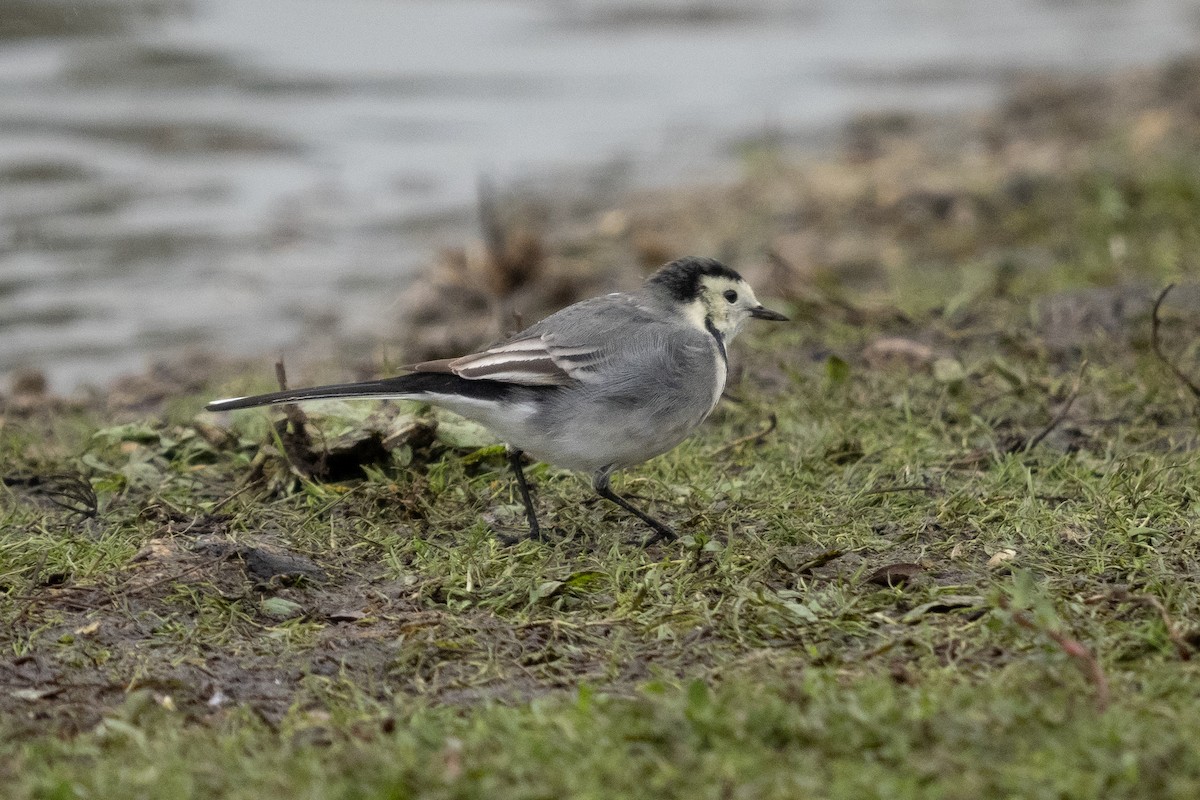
[681,296,710,332]
[697,276,760,341]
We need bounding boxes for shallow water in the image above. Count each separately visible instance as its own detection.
[2,0,1198,390]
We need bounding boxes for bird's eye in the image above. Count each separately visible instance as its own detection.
[723,289,738,304]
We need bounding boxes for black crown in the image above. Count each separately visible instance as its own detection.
[646,256,743,302]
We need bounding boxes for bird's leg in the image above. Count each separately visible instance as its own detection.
[591,468,677,546]
[506,447,544,541]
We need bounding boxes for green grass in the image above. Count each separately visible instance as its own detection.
[8,669,1200,800]
[3,106,1200,797]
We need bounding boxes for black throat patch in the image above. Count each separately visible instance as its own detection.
[704,317,727,365]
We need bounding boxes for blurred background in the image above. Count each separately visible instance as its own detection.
[2,0,1199,392]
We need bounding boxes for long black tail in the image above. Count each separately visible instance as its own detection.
[206,372,527,412]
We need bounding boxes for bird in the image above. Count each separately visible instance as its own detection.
[206,256,788,544]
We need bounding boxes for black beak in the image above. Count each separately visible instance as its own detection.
[749,305,789,322]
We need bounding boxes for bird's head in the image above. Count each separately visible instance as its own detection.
[646,256,788,341]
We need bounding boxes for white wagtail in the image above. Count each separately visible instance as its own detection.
[207,256,788,544]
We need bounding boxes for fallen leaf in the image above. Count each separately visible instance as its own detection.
[531,571,608,603]
[865,562,923,587]
[987,548,1017,569]
[260,597,304,620]
[933,357,966,385]
[240,546,325,583]
[73,620,101,636]
[1060,527,1089,545]
[786,549,846,574]
[531,580,565,603]
[780,600,820,623]
[901,595,985,623]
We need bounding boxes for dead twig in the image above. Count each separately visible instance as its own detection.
[1133,594,1193,661]
[477,173,506,274]
[1024,360,1088,452]
[863,482,937,496]
[1151,284,1200,401]
[8,550,234,613]
[711,414,778,457]
[950,361,1088,467]
[767,249,865,322]
[274,359,311,437]
[112,550,235,600]
[209,482,259,514]
[476,174,542,304]
[270,359,325,479]
[1001,597,1110,711]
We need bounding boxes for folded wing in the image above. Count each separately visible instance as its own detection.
[407,335,608,386]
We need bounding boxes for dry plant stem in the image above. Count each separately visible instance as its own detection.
[274,359,311,434]
[9,552,233,612]
[1151,284,1200,401]
[271,358,322,479]
[793,549,846,573]
[864,483,937,496]
[1005,602,1111,711]
[711,413,778,456]
[1134,594,1194,661]
[766,249,865,321]
[209,482,258,514]
[477,173,506,271]
[112,551,235,601]
[1024,360,1088,452]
